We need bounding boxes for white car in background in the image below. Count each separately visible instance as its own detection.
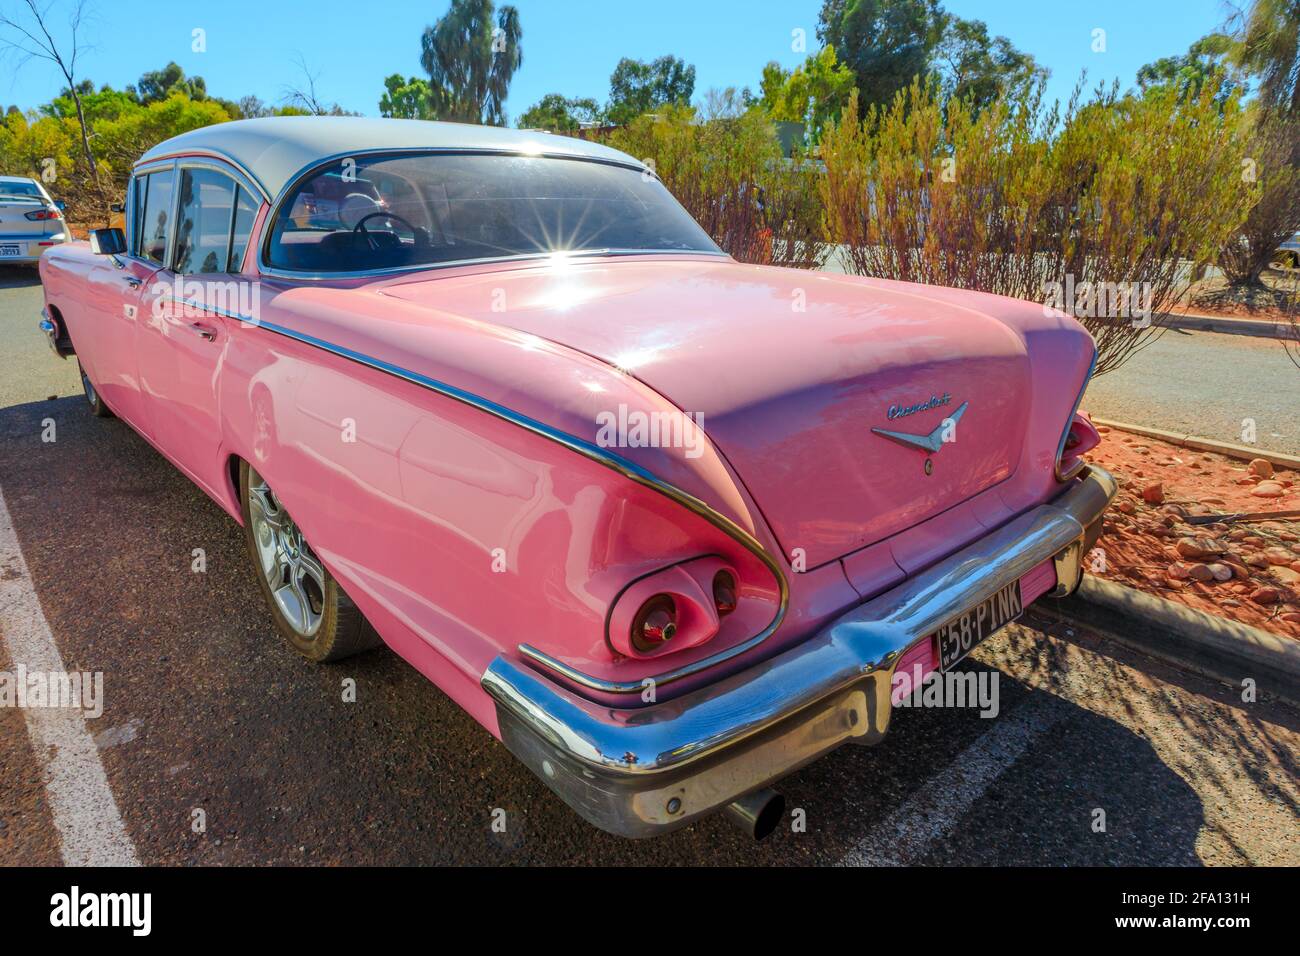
[1277,231,1300,269]
[0,175,68,265]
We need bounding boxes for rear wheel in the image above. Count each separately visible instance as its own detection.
[238,460,380,662]
[78,361,113,418]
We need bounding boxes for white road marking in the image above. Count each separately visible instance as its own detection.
[839,695,1067,866]
[0,486,139,866]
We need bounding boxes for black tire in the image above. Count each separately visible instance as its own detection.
[78,361,113,418]
[238,459,381,662]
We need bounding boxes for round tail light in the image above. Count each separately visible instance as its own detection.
[631,595,678,652]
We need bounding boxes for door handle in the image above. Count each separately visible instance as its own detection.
[189,322,217,342]
[123,276,142,288]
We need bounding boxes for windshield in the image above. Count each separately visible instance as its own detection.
[265,152,720,273]
[0,181,44,200]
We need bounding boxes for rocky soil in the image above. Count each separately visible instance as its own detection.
[1086,425,1300,640]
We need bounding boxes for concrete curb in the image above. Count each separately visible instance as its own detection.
[1090,417,1300,471]
[1165,313,1293,338]
[1042,575,1300,704]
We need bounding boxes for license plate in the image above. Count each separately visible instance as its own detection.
[935,580,1023,670]
[0,244,20,257]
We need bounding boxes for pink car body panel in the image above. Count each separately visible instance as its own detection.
[37,121,1108,837]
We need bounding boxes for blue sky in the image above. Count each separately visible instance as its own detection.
[1,0,1233,118]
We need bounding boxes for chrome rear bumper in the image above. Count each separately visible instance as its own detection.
[39,308,73,358]
[482,465,1116,838]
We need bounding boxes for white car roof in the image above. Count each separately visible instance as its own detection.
[136,116,643,202]
[0,175,40,182]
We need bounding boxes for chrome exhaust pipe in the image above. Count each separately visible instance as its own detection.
[723,788,785,840]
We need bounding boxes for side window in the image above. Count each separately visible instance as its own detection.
[174,168,236,275]
[138,169,175,265]
[227,185,259,272]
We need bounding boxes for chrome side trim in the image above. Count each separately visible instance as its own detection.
[1054,346,1099,482]
[230,312,790,692]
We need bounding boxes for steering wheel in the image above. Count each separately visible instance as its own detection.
[352,211,419,250]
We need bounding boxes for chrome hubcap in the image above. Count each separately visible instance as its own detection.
[247,466,326,638]
[82,372,96,404]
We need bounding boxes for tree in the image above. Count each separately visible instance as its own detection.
[235,95,272,119]
[759,46,856,143]
[696,86,751,122]
[282,54,355,116]
[819,80,1252,375]
[934,15,1045,111]
[606,55,695,125]
[0,0,98,183]
[608,107,829,268]
[817,0,941,112]
[1213,3,1300,290]
[379,74,435,119]
[135,62,207,104]
[1137,34,1246,106]
[1234,0,1300,115]
[420,0,522,125]
[45,84,138,124]
[1219,113,1300,286]
[517,93,602,131]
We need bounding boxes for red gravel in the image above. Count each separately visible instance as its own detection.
[1086,425,1300,640]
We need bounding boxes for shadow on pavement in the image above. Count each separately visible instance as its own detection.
[0,266,42,290]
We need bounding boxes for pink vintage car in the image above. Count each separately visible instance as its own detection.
[39,117,1113,839]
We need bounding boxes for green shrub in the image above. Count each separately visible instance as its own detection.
[609,107,829,268]
[1,94,233,223]
[820,80,1254,374]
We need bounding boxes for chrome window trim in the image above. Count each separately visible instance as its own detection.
[163,162,182,272]
[124,173,136,255]
[133,147,272,205]
[257,147,724,282]
[260,247,731,283]
[167,300,790,693]
[126,160,175,261]
[128,160,180,270]
[174,158,262,209]
[224,184,242,272]
[1054,346,1099,482]
[171,161,259,277]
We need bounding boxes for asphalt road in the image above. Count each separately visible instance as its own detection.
[1,265,1297,865]
[0,268,80,408]
[1083,328,1300,455]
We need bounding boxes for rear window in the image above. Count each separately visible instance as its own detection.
[0,180,43,200]
[266,152,719,273]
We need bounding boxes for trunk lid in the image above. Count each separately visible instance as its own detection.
[0,196,54,242]
[381,257,1032,568]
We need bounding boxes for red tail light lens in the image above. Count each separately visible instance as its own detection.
[631,595,677,652]
[712,570,737,615]
[25,208,61,221]
[1056,412,1101,481]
